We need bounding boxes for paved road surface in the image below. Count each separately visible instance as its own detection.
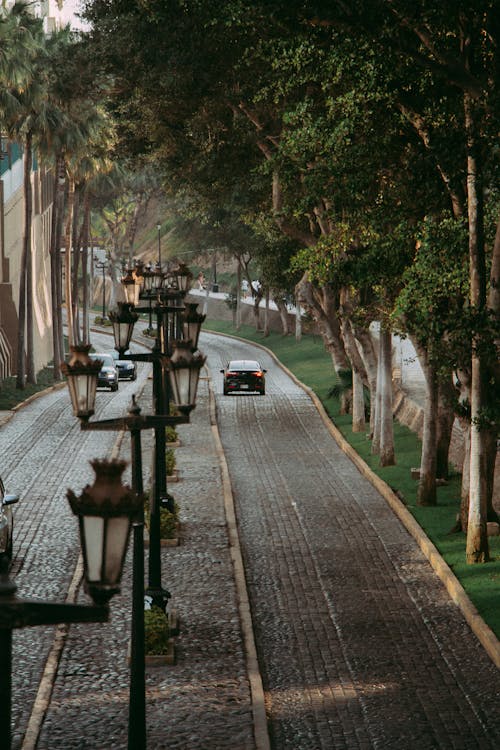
[3,329,499,749]
[207,332,500,749]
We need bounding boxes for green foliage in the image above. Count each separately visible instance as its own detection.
[160,503,179,539]
[165,448,176,476]
[0,367,57,410]
[394,215,469,361]
[143,494,179,539]
[166,425,178,443]
[144,605,170,655]
[93,316,112,326]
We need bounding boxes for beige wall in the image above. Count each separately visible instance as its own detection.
[0,170,53,378]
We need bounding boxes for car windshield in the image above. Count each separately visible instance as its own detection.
[228,360,261,371]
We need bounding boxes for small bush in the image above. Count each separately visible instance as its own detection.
[165,448,176,475]
[166,425,178,443]
[144,605,170,655]
[143,494,179,538]
[160,505,178,538]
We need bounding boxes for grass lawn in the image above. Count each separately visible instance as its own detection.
[204,319,500,640]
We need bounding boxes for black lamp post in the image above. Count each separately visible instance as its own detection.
[62,286,205,746]
[112,272,205,606]
[62,353,191,750]
[157,223,162,271]
[0,458,137,750]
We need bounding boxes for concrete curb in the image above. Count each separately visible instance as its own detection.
[205,366,271,750]
[205,329,500,671]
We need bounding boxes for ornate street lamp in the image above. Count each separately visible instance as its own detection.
[181,303,206,352]
[167,340,206,415]
[142,265,155,295]
[122,267,141,306]
[67,459,142,605]
[150,264,164,293]
[109,303,139,354]
[172,262,193,294]
[1,459,138,750]
[61,345,102,421]
[134,260,145,294]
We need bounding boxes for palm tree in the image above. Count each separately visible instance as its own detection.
[0,5,38,386]
[0,7,46,388]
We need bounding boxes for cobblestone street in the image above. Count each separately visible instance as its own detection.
[2,329,499,749]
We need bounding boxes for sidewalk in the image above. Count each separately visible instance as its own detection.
[33,364,264,749]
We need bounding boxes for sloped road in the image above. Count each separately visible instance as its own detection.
[3,327,500,750]
[205,332,500,750]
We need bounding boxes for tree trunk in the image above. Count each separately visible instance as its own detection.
[485,213,500,523]
[81,191,91,345]
[295,299,302,341]
[296,274,351,411]
[55,181,65,362]
[236,262,242,330]
[71,186,81,344]
[341,316,366,433]
[371,334,383,455]
[275,297,290,336]
[458,429,471,534]
[49,159,63,380]
[352,323,378,436]
[16,138,31,389]
[418,360,438,506]
[263,289,270,336]
[464,92,489,563]
[24,132,36,385]
[65,174,75,349]
[379,326,395,467]
[252,287,262,330]
[436,379,455,480]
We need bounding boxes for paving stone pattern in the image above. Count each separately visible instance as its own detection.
[17,330,254,750]
[4,328,500,750]
[208,332,500,750]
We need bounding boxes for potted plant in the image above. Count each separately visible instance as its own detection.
[166,425,179,447]
[143,494,180,546]
[144,605,175,665]
[165,447,178,481]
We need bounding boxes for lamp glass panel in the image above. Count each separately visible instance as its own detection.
[189,367,201,403]
[83,516,104,582]
[171,367,191,406]
[104,517,130,583]
[184,321,200,350]
[68,373,97,416]
[123,283,140,305]
[113,320,133,351]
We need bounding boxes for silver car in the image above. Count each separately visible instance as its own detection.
[0,477,19,571]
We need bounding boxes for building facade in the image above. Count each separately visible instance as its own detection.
[0,141,54,380]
